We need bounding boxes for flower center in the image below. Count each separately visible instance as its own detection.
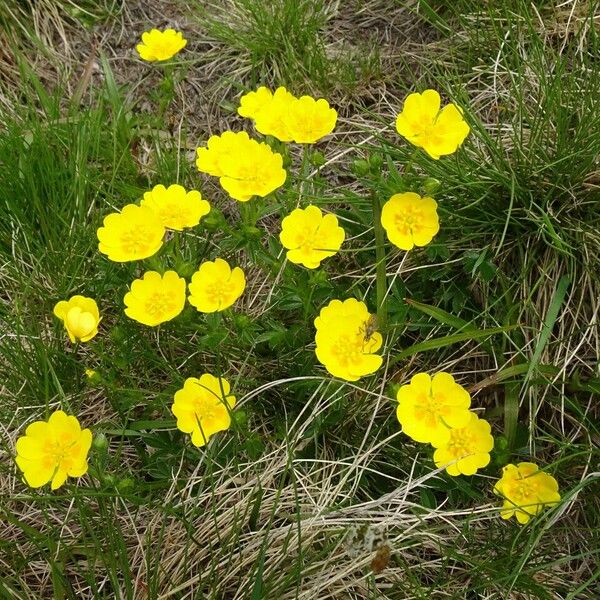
[414,392,442,427]
[162,204,189,225]
[144,292,176,319]
[330,329,370,366]
[298,225,319,251]
[42,434,78,469]
[120,226,152,254]
[394,207,423,236]
[508,478,539,503]
[206,281,230,307]
[445,429,475,459]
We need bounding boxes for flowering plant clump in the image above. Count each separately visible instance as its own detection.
[196,131,286,201]
[279,205,345,268]
[136,28,187,62]
[15,410,92,490]
[494,462,561,524]
[238,86,337,144]
[97,204,165,262]
[124,271,186,326]
[395,89,470,159]
[188,258,246,313]
[53,296,101,343]
[140,184,210,230]
[396,372,472,445]
[380,192,439,251]
[171,374,236,447]
[432,412,494,476]
[314,299,382,381]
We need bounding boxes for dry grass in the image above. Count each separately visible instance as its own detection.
[1,0,599,598]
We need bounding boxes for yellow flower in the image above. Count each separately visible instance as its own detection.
[188,258,246,313]
[15,410,92,490]
[279,205,345,268]
[124,271,186,326]
[136,28,187,62]
[284,95,338,144]
[314,298,383,381]
[140,184,210,230]
[171,374,236,447]
[97,204,165,262]
[432,412,494,476]
[380,192,439,251]
[254,87,296,142]
[395,89,470,159]
[494,462,561,524]
[396,372,472,446]
[196,131,287,202]
[237,86,273,119]
[53,295,101,343]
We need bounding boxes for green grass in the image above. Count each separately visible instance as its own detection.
[0,0,599,598]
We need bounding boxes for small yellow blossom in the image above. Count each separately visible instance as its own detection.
[494,462,561,524]
[53,295,101,343]
[395,89,470,159]
[396,372,472,446]
[314,298,382,381]
[254,87,296,142]
[279,205,345,268]
[237,86,274,119]
[140,184,210,230]
[284,95,337,144]
[124,271,186,326]
[381,192,439,251]
[85,369,97,379]
[196,131,286,202]
[188,258,246,313]
[136,28,187,62]
[97,204,165,262]
[432,412,494,476]
[171,374,236,447]
[15,410,92,490]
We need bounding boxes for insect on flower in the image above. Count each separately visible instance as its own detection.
[361,315,379,343]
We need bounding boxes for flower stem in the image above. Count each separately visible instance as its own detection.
[372,190,387,331]
[403,147,420,178]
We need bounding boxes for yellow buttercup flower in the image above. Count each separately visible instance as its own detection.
[279,205,345,269]
[380,192,439,251]
[284,95,337,144]
[140,184,210,230]
[314,298,382,381]
[171,374,236,447]
[237,86,273,119]
[15,410,92,490]
[396,372,472,446]
[53,295,101,343]
[124,271,186,326]
[188,258,246,313]
[97,204,165,262]
[196,131,287,201]
[494,462,561,524]
[432,412,494,476]
[253,87,296,142]
[395,89,470,159]
[136,28,187,62]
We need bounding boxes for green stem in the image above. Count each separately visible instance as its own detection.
[403,147,420,178]
[299,145,311,204]
[372,190,387,331]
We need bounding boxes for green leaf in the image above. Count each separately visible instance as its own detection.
[390,326,514,365]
